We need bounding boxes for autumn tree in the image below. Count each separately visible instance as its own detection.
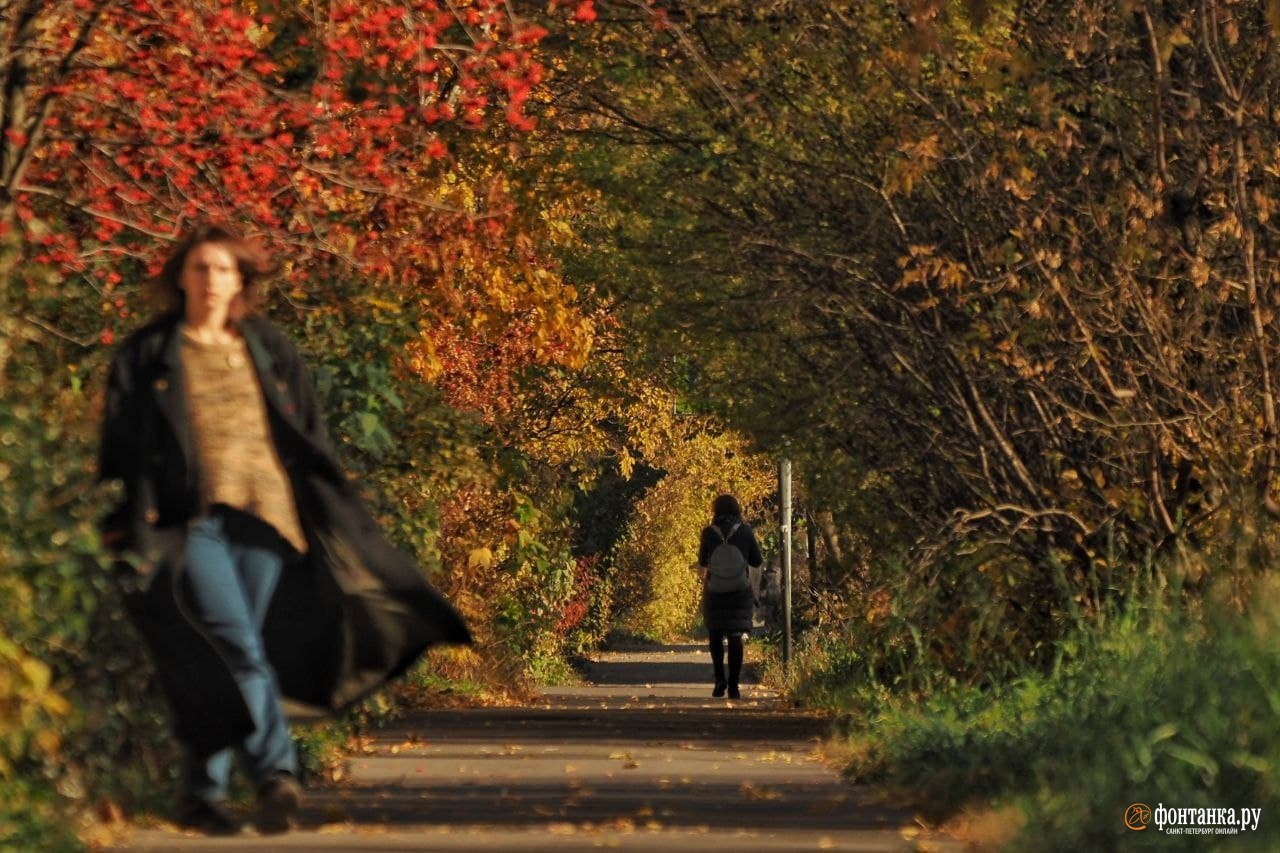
[544,0,1280,671]
[0,0,621,835]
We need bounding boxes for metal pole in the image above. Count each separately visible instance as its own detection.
[780,458,792,670]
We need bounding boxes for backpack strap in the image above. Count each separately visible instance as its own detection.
[711,522,741,543]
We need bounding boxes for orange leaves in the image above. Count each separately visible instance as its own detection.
[885,134,942,197]
[1002,164,1038,202]
[897,244,970,292]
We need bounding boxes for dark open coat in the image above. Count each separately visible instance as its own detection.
[99,313,470,757]
[698,515,764,634]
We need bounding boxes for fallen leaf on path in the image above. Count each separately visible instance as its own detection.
[75,824,123,849]
[740,782,781,801]
[818,836,836,849]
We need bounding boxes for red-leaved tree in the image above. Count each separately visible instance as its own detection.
[0,0,587,339]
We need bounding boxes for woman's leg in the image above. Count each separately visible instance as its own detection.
[708,629,727,695]
[727,632,745,697]
[179,516,243,805]
[224,527,297,786]
[180,514,296,800]
[223,515,301,835]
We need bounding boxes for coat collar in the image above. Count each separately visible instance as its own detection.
[147,314,296,465]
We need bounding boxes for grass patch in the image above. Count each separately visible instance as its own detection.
[794,578,1280,850]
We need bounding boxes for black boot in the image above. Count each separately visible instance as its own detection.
[254,771,302,835]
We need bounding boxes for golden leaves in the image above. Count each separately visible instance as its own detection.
[0,637,70,777]
[468,547,495,570]
[739,781,782,801]
[897,244,971,292]
[885,135,942,196]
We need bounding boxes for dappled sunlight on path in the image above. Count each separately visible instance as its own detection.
[120,643,963,851]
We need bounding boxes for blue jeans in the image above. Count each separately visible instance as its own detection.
[181,510,298,802]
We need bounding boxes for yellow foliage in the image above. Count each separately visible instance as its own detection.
[615,427,774,640]
[0,634,70,778]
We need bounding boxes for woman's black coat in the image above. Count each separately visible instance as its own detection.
[698,515,763,634]
[99,313,471,757]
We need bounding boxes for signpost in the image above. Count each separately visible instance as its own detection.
[780,458,792,670]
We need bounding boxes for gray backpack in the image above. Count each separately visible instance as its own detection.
[705,523,749,593]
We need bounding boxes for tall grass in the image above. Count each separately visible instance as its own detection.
[785,547,1280,850]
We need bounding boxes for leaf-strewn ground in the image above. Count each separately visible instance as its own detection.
[114,643,964,852]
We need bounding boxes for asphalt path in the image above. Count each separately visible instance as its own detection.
[119,642,963,851]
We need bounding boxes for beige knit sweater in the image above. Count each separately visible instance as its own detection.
[180,331,308,553]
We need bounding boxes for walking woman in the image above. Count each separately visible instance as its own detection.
[98,223,471,835]
[698,494,763,699]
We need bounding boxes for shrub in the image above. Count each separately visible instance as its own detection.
[813,574,1280,851]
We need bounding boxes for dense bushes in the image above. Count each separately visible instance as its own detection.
[0,311,176,845]
[784,534,1280,850]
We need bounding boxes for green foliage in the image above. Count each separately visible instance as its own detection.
[0,779,83,852]
[0,254,174,847]
[800,566,1280,851]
